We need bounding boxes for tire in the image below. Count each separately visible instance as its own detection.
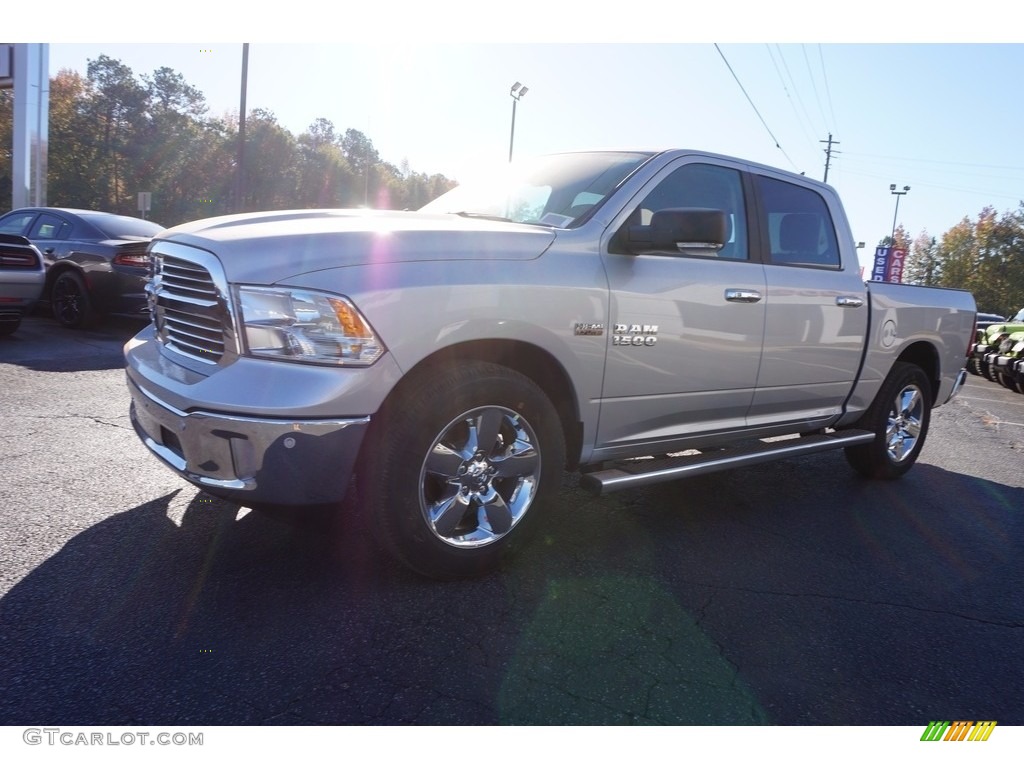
[982,360,998,382]
[1010,371,1024,395]
[0,318,20,336]
[360,361,565,579]
[844,362,931,480]
[965,357,980,376]
[51,271,96,329]
[996,371,1016,390]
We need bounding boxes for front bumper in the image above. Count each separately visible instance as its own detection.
[128,376,369,506]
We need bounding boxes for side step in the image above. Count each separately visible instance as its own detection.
[579,429,875,495]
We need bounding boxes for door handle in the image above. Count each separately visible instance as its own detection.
[725,289,762,303]
[835,295,864,308]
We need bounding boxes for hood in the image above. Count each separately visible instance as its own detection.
[155,209,558,284]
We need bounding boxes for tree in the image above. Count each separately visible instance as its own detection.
[238,109,298,212]
[905,232,940,286]
[86,55,149,212]
[929,206,1024,317]
[47,69,102,209]
[4,59,457,226]
[0,89,12,211]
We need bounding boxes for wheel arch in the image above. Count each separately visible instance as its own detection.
[895,341,940,404]
[383,339,583,469]
[44,260,87,295]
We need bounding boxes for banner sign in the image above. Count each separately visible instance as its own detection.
[870,246,906,283]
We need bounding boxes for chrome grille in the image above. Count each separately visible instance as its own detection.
[152,249,228,364]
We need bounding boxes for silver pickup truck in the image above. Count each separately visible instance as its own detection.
[124,149,975,578]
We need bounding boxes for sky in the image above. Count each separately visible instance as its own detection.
[8,4,1024,275]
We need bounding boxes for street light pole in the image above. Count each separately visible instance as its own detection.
[508,82,528,162]
[889,183,910,244]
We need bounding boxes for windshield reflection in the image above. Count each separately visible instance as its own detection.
[420,151,653,228]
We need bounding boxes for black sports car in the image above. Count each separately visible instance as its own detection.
[0,207,164,328]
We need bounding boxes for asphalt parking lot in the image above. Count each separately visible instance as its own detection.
[1,314,1022,725]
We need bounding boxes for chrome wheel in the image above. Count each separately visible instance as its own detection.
[845,362,931,480]
[363,360,564,578]
[419,406,541,548]
[885,384,924,462]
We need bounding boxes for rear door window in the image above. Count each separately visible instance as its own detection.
[755,176,840,268]
[29,213,71,240]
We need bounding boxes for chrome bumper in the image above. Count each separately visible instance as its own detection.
[128,376,369,506]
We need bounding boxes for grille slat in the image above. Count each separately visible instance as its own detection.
[153,253,227,364]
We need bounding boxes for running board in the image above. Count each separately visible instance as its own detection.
[579,430,875,495]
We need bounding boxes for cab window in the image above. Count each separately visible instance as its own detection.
[630,163,748,260]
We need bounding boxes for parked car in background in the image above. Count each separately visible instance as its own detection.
[975,312,1005,334]
[0,234,46,336]
[0,207,164,328]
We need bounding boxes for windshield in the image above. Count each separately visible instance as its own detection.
[420,151,653,227]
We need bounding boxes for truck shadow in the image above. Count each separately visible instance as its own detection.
[0,463,1020,725]
[0,315,148,372]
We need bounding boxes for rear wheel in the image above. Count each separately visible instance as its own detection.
[361,361,565,579]
[845,362,931,480]
[51,271,96,329]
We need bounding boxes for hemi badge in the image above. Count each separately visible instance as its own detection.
[574,323,604,336]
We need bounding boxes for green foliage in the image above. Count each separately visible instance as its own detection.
[2,57,455,227]
[0,89,12,211]
[903,206,1024,318]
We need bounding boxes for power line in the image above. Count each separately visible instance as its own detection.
[817,45,839,134]
[801,45,829,134]
[714,44,798,172]
[775,45,818,148]
[839,166,1024,203]
[842,150,1024,175]
[765,44,817,153]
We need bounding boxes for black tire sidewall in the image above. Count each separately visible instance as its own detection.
[52,271,93,329]
[362,361,565,579]
[847,362,931,479]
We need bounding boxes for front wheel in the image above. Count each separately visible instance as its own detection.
[360,361,566,579]
[844,362,931,480]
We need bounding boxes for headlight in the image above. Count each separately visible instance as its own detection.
[235,286,384,366]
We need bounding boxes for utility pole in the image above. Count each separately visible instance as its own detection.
[820,133,840,184]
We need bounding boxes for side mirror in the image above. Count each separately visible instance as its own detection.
[624,208,727,254]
